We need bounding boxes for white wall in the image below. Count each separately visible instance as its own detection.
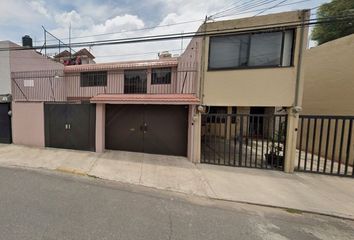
[0,41,11,94]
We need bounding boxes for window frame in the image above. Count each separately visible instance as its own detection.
[124,69,148,94]
[80,71,107,87]
[207,28,296,71]
[151,67,172,85]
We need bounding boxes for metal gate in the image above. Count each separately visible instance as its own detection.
[44,103,96,151]
[105,104,188,156]
[201,113,287,170]
[0,103,12,143]
[296,115,354,177]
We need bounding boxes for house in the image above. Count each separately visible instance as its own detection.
[0,38,63,144]
[10,10,310,171]
[54,48,96,65]
[299,33,354,166]
[184,9,310,171]
[11,54,200,160]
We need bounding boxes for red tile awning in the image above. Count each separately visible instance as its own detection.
[90,94,200,105]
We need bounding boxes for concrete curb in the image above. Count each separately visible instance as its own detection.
[57,166,354,221]
[1,163,353,221]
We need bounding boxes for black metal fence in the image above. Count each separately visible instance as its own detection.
[296,115,354,177]
[201,114,287,170]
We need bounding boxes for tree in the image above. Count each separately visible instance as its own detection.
[312,0,354,45]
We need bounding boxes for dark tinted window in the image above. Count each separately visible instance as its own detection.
[124,70,147,94]
[80,71,107,87]
[209,30,294,70]
[151,68,172,84]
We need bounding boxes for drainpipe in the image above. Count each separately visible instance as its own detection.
[199,16,208,104]
[294,10,307,109]
[192,17,208,163]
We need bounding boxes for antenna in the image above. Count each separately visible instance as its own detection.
[180,31,184,54]
[69,22,72,57]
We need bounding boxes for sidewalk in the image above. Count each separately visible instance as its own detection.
[0,144,353,220]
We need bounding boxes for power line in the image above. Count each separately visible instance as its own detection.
[40,18,204,43]
[1,14,353,52]
[254,0,289,16]
[0,48,184,59]
[215,0,311,19]
[211,0,280,18]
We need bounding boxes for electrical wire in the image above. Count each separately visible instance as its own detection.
[254,0,290,16]
[1,14,353,52]
[211,0,280,18]
[214,0,311,19]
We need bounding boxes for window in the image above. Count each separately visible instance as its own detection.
[248,32,283,67]
[208,29,295,70]
[80,71,107,87]
[124,70,147,94]
[209,35,249,68]
[151,68,172,84]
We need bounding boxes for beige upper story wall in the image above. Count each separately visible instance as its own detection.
[301,34,354,115]
[200,10,310,107]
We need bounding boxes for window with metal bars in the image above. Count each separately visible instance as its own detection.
[80,71,107,87]
[151,68,172,84]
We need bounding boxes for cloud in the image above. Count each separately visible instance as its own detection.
[29,0,50,18]
[54,10,94,29]
[0,0,330,61]
[92,14,145,34]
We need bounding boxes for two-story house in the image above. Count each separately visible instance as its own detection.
[186,10,310,171]
[10,10,310,172]
[11,54,200,160]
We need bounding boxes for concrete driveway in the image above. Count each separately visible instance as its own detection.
[0,144,353,220]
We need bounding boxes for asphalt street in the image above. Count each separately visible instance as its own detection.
[0,166,353,240]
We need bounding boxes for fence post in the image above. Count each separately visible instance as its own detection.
[284,108,299,173]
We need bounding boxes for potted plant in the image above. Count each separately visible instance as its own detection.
[265,121,286,168]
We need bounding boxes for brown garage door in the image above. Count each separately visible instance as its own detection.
[105,105,188,156]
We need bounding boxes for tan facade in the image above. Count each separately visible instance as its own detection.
[299,34,354,165]
[302,34,354,115]
[199,10,310,107]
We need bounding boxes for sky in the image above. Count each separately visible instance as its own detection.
[0,0,330,62]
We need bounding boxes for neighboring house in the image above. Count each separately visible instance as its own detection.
[0,39,63,144]
[10,10,310,170]
[53,48,96,65]
[300,33,354,165]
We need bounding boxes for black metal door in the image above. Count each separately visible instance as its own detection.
[0,103,12,143]
[143,105,188,156]
[45,103,96,151]
[105,105,144,152]
[105,105,188,156]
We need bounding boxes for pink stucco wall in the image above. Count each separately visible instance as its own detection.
[95,103,105,153]
[12,102,45,147]
[9,42,66,102]
[9,42,63,72]
[64,67,182,98]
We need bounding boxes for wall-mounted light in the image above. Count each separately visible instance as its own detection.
[197,105,206,113]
